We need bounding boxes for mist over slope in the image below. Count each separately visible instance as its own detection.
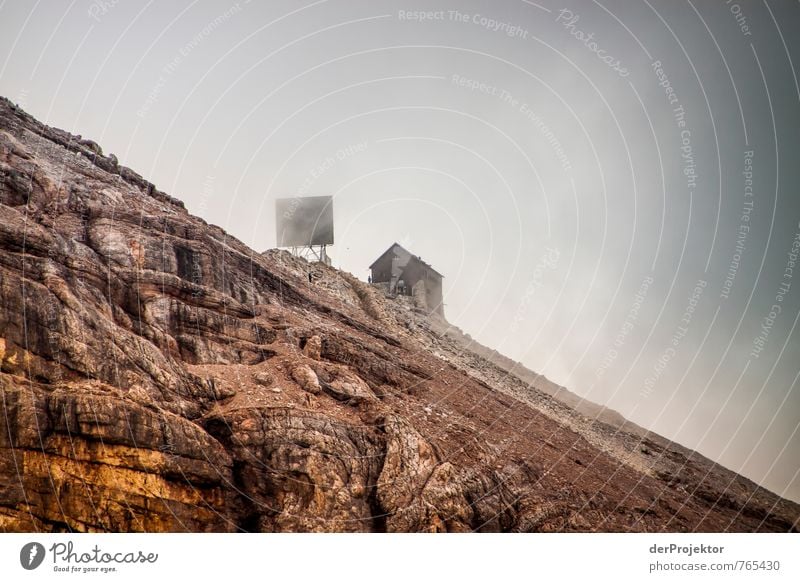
[0,96,797,532]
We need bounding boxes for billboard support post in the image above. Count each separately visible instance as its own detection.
[290,244,330,265]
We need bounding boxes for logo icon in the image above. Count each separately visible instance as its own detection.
[20,542,46,570]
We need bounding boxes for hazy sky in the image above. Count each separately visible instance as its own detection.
[1,0,799,502]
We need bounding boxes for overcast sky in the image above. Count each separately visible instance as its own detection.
[1,0,799,502]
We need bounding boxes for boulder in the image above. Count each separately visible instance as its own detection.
[325,369,375,403]
[303,334,322,360]
[253,371,274,386]
[291,364,321,395]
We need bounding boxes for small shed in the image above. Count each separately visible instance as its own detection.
[369,243,444,317]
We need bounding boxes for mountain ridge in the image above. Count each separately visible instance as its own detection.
[0,95,797,532]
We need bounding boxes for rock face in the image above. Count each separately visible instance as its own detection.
[0,96,798,532]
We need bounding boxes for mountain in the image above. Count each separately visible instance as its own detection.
[0,96,797,532]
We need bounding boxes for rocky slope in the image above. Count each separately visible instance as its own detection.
[0,96,797,532]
